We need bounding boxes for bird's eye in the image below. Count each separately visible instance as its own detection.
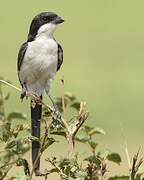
[42,16,48,21]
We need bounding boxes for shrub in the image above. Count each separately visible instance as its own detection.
[0,79,143,180]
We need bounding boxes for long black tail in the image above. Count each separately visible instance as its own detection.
[31,95,42,175]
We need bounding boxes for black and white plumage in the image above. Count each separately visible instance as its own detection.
[17,12,64,175]
[18,12,64,98]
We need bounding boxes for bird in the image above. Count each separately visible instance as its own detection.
[17,12,64,175]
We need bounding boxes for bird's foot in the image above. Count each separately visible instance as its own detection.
[20,91,28,101]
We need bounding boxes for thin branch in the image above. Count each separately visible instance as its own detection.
[0,83,6,120]
[130,149,143,180]
[60,79,66,120]
[67,102,89,153]
[0,80,21,91]
[73,102,89,136]
[0,80,89,176]
[46,158,67,178]
[125,141,131,169]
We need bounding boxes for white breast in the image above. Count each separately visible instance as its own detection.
[19,36,58,96]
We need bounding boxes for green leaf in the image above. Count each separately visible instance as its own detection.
[5,140,16,149]
[88,127,106,136]
[45,168,59,175]
[84,125,93,133]
[71,102,80,110]
[9,174,29,180]
[76,135,90,143]
[84,155,101,167]
[50,129,66,137]
[135,173,143,180]
[11,139,30,155]
[88,140,98,150]
[41,137,55,152]
[7,112,27,120]
[108,176,129,180]
[64,92,76,101]
[59,158,71,167]
[0,112,4,118]
[97,149,111,159]
[16,158,30,176]
[0,122,12,142]
[106,153,122,165]
[0,99,4,107]
[58,157,77,177]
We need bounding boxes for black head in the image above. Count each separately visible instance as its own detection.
[27,12,64,42]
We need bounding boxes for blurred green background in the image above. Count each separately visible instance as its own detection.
[0,0,144,166]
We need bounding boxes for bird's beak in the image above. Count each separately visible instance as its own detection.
[53,16,64,24]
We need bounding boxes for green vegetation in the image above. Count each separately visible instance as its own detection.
[0,80,144,180]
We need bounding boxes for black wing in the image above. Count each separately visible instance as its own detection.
[17,42,28,71]
[17,42,28,88]
[57,43,63,71]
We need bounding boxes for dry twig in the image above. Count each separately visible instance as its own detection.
[130,149,143,180]
[0,80,89,177]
